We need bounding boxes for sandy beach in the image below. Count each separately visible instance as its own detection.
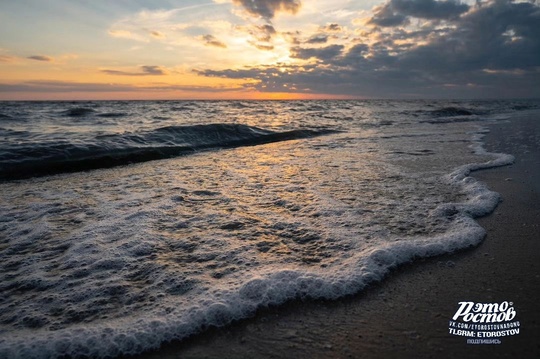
[132,113,540,359]
[2,1,539,358]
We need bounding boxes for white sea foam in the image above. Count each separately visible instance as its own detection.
[0,101,532,358]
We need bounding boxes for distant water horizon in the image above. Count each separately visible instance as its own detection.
[1,99,539,358]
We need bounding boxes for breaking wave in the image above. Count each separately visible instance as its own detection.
[0,123,336,181]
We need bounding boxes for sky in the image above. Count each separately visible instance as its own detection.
[0,0,539,100]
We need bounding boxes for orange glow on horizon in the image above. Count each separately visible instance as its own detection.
[0,89,359,101]
[250,92,357,101]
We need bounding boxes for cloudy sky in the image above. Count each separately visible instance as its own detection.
[0,0,539,100]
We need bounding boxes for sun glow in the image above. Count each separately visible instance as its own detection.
[1,0,538,100]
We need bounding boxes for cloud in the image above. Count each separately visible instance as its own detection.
[0,80,244,94]
[1,53,76,64]
[290,44,344,61]
[306,34,328,44]
[201,34,227,48]
[249,42,275,51]
[101,65,168,76]
[234,24,278,50]
[368,0,470,26]
[394,1,540,73]
[27,55,53,62]
[0,81,136,93]
[282,31,301,45]
[392,0,469,20]
[253,24,277,41]
[196,1,540,98]
[0,55,16,63]
[368,3,408,27]
[321,23,343,32]
[232,0,301,19]
[141,65,168,75]
[150,30,165,39]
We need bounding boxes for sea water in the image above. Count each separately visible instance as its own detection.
[0,100,538,358]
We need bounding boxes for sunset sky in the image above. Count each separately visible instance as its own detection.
[1,0,539,100]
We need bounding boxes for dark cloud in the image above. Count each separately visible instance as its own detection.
[306,34,328,44]
[232,0,301,19]
[150,30,165,39]
[196,1,540,98]
[101,65,168,76]
[322,23,342,32]
[257,24,277,38]
[368,3,408,27]
[345,43,370,58]
[141,65,167,75]
[194,64,314,93]
[201,34,227,48]
[235,24,278,50]
[27,55,53,62]
[236,24,277,49]
[249,42,275,51]
[290,44,344,61]
[368,0,469,27]
[396,1,540,72]
[393,0,469,19]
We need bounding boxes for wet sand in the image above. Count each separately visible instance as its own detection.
[133,113,540,359]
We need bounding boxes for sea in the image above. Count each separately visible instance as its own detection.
[0,99,539,358]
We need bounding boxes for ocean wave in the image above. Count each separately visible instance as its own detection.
[227,102,252,109]
[0,141,513,358]
[169,106,193,112]
[416,106,485,124]
[64,107,96,117]
[96,112,128,118]
[0,128,31,137]
[430,106,476,117]
[0,123,337,181]
[0,100,526,359]
[511,103,540,111]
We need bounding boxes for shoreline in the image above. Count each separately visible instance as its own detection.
[132,113,540,359]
